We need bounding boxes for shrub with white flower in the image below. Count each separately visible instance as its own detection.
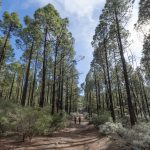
[99,122,123,135]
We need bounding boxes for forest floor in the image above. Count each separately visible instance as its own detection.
[0,117,131,150]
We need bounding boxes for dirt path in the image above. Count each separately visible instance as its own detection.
[0,118,131,150]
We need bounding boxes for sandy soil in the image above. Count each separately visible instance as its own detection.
[0,119,131,150]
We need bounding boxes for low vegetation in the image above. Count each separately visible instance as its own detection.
[91,111,111,128]
[0,99,69,141]
[95,115,150,150]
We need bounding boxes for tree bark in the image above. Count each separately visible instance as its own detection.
[30,51,38,106]
[51,39,59,114]
[39,28,48,107]
[8,72,16,100]
[103,38,116,122]
[0,25,12,70]
[115,9,136,126]
[21,42,34,106]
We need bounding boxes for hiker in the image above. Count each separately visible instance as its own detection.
[74,116,77,124]
[79,116,81,125]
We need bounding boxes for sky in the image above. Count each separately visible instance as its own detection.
[0,0,143,85]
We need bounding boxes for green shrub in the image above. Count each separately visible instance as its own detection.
[0,99,69,141]
[98,122,150,149]
[92,111,111,127]
[117,122,150,150]
[84,113,90,120]
[35,111,52,135]
[9,107,39,141]
[0,99,16,134]
[99,122,123,135]
[51,112,68,130]
[0,114,9,134]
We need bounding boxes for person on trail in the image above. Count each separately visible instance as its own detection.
[74,116,77,124]
[79,116,81,125]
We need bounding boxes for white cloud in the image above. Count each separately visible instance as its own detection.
[24,0,105,18]
[23,0,144,83]
[22,0,105,84]
[60,0,104,18]
[127,0,143,66]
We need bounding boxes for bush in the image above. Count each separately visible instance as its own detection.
[51,112,69,130]
[92,111,111,128]
[0,114,9,134]
[0,99,15,134]
[9,107,56,141]
[98,121,150,149]
[35,111,52,135]
[0,99,69,141]
[99,122,123,135]
[117,122,150,150]
[9,107,38,141]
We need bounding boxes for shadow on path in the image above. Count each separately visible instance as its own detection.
[0,118,131,150]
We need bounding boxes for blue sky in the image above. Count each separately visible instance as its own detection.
[1,0,142,85]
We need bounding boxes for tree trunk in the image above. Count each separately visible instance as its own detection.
[115,9,136,126]
[97,82,101,110]
[113,51,124,117]
[51,39,59,114]
[65,78,69,113]
[8,72,16,100]
[21,42,34,106]
[93,66,99,114]
[30,51,38,106]
[103,38,116,122]
[101,62,109,109]
[60,59,64,112]
[69,78,73,114]
[0,25,12,70]
[39,28,48,107]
